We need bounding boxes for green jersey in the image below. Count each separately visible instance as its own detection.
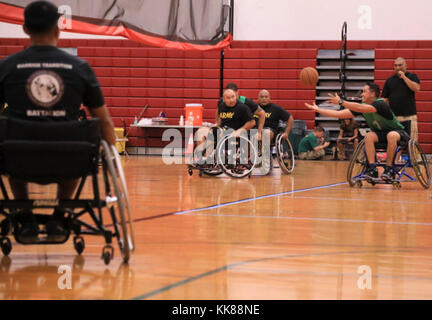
[362,99,404,132]
[298,133,319,153]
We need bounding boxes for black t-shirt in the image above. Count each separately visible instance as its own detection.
[381,72,420,116]
[256,102,291,132]
[218,96,258,114]
[218,101,253,130]
[0,45,104,121]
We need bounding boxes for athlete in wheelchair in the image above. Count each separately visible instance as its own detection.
[188,88,258,178]
[305,82,430,189]
[0,1,134,264]
[254,89,295,175]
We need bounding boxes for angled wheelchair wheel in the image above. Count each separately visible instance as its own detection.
[216,134,258,178]
[202,167,223,176]
[347,139,367,187]
[192,139,223,176]
[408,140,431,189]
[275,133,295,174]
[101,140,133,263]
[111,145,135,252]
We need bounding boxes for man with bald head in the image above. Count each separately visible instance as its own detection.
[193,89,255,164]
[217,89,255,134]
[257,89,294,142]
[382,57,420,140]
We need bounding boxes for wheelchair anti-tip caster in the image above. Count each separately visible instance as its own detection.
[102,245,114,265]
[393,181,402,189]
[73,236,85,255]
[188,168,193,176]
[0,219,11,236]
[0,237,12,256]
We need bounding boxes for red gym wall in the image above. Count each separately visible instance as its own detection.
[0,38,431,153]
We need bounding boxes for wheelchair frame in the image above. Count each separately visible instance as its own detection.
[188,131,258,179]
[187,128,295,178]
[0,117,135,265]
[347,138,431,189]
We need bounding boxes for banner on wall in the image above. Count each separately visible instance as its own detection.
[0,0,232,51]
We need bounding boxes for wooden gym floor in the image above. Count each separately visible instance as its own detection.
[0,156,431,300]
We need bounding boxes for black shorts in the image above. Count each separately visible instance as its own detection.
[263,127,277,139]
[375,130,410,144]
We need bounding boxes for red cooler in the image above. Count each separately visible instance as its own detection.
[184,103,203,126]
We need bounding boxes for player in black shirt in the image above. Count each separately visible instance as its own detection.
[0,1,116,240]
[193,89,255,165]
[256,89,293,142]
[217,89,255,133]
[218,83,265,140]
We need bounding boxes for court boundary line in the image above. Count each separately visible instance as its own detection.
[131,181,347,223]
[131,248,414,300]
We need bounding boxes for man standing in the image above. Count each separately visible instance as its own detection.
[0,1,116,240]
[382,57,420,141]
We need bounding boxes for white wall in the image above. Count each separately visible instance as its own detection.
[234,0,432,40]
[1,0,432,40]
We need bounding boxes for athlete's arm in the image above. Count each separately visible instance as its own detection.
[88,105,116,145]
[305,102,354,119]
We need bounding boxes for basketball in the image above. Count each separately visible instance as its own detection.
[300,67,319,86]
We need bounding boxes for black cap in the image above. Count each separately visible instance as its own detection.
[24,1,61,33]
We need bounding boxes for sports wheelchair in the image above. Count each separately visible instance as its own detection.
[187,127,295,178]
[347,127,431,189]
[0,117,135,265]
[187,127,258,178]
[252,129,295,175]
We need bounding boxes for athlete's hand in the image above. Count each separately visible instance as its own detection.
[304,102,319,111]
[327,93,341,105]
[232,128,245,137]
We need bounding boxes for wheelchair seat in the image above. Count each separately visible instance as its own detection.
[0,116,135,264]
[0,116,100,184]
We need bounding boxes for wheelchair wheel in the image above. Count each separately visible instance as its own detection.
[202,167,223,176]
[111,145,135,252]
[408,140,431,189]
[216,134,258,178]
[275,133,295,174]
[193,140,223,176]
[101,140,133,263]
[347,139,367,187]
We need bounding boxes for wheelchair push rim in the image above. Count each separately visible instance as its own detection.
[216,134,258,178]
[347,139,367,187]
[111,145,136,251]
[408,140,431,189]
[275,133,295,174]
[101,140,133,263]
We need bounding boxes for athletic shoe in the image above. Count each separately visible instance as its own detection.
[363,166,378,179]
[381,166,395,181]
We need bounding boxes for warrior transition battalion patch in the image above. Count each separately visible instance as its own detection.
[26,70,64,108]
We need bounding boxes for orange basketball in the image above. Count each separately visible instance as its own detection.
[300,67,319,86]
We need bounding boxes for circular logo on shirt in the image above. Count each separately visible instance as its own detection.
[26,70,64,108]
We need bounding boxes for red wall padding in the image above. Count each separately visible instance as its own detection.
[1,39,431,151]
